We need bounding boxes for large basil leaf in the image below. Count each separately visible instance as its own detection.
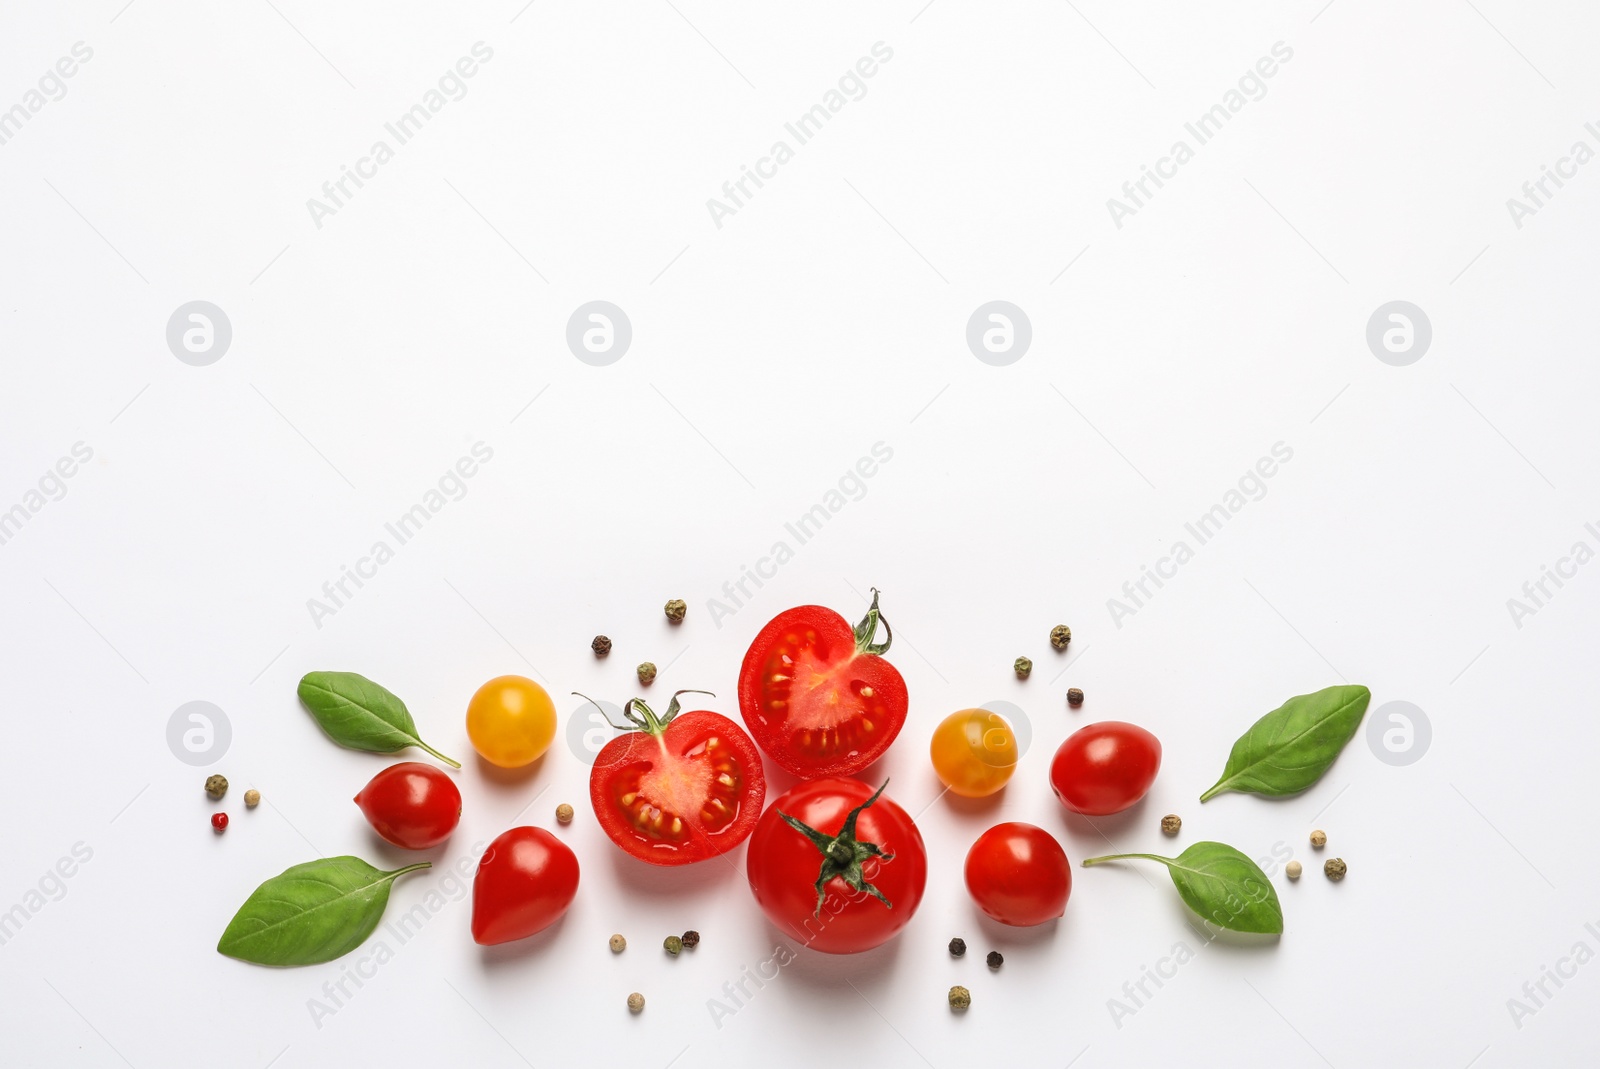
[297,671,459,767]
[218,856,430,966]
[1083,843,1283,934]
[1199,684,1370,802]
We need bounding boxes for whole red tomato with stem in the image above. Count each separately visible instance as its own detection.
[964,822,1071,926]
[471,826,579,945]
[584,690,765,866]
[745,778,926,954]
[1049,721,1162,815]
[737,589,908,777]
[354,762,461,849]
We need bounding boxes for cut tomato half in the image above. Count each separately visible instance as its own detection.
[737,590,908,777]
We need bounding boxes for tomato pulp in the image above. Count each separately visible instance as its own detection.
[745,778,926,954]
[588,690,765,865]
[737,590,908,777]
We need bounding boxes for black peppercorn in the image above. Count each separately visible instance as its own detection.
[591,635,612,657]
[986,951,1003,970]
[681,930,700,949]
[1067,688,1084,708]
[948,937,966,957]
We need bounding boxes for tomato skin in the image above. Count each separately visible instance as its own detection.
[1049,721,1162,815]
[745,778,927,954]
[964,822,1071,926]
[930,708,1018,798]
[589,709,765,866]
[354,762,462,849]
[466,675,556,769]
[737,601,908,778]
[471,827,579,945]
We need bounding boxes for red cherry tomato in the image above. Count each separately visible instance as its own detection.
[587,690,765,866]
[737,590,908,777]
[745,777,926,954]
[1049,721,1162,815]
[354,762,462,849]
[964,822,1071,926]
[471,826,579,945]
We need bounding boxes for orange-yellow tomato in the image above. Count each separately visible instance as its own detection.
[930,708,1018,797]
[467,676,556,768]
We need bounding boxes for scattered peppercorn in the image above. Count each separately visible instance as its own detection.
[609,934,626,953]
[205,774,228,800]
[986,951,1003,970]
[948,937,967,957]
[664,599,687,624]
[664,935,683,956]
[1310,830,1327,849]
[1286,860,1303,880]
[681,930,700,949]
[1014,657,1032,680]
[1067,688,1084,708]
[556,803,574,824]
[211,813,228,832]
[1050,624,1072,650]
[592,635,612,657]
[243,789,260,808]
[948,986,971,1012]
[1324,857,1347,881]
[637,662,657,686]
[1161,814,1181,836]
[627,992,645,1014]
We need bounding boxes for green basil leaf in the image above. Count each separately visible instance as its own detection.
[1199,684,1370,802]
[297,671,460,768]
[1082,843,1283,934]
[218,856,430,966]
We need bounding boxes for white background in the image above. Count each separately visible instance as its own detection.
[2,1,1597,1066]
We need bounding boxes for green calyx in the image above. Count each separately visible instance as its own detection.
[573,689,713,737]
[777,779,896,918]
[852,588,893,656]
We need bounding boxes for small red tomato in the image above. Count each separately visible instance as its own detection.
[211,812,228,832]
[964,822,1070,926]
[354,762,462,849]
[472,826,579,946]
[1049,721,1162,815]
[745,778,927,954]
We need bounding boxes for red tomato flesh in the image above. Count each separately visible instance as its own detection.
[737,596,908,777]
[590,705,765,866]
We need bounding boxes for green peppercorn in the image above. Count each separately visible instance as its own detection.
[1050,624,1072,650]
[948,986,971,1012]
[637,662,657,686]
[205,774,228,800]
[1013,657,1032,680]
[664,599,687,624]
[948,937,966,957]
[664,935,683,956]
[681,930,700,949]
[1324,857,1347,881]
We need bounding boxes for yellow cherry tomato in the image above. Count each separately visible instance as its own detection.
[467,675,556,768]
[930,708,1018,797]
